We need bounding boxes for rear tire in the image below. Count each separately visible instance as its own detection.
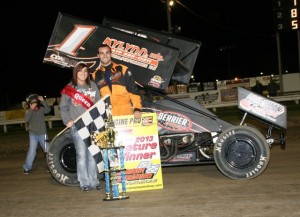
[213,125,270,180]
[47,129,79,186]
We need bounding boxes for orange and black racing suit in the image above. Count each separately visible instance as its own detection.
[91,62,142,116]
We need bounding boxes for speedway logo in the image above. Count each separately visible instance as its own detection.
[157,111,192,132]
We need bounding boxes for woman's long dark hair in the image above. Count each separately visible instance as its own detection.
[71,62,91,87]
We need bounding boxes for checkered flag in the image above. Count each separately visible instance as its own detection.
[74,95,110,173]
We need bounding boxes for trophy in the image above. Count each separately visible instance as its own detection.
[95,104,129,201]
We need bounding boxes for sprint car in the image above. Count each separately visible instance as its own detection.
[47,87,287,186]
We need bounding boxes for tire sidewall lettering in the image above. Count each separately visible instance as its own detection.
[216,130,235,152]
[214,126,270,180]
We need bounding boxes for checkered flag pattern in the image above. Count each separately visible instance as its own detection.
[74,95,110,173]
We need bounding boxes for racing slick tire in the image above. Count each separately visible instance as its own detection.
[213,125,270,180]
[47,129,79,186]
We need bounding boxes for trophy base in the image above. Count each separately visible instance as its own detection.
[103,195,130,201]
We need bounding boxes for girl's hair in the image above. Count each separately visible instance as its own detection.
[71,62,91,87]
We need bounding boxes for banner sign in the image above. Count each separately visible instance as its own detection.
[113,113,163,192]
[168,90,221,105]
[43,13,180,91]
[220,89,238,102]
[192,90,221,105]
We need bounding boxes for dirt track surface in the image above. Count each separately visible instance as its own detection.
[1,107,300,217]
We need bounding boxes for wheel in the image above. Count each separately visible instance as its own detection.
[47,129,79,186]
[213,125,270,180]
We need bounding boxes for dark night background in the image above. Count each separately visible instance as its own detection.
[1,0,299,109]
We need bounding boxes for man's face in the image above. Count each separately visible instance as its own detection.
[98,47,111,66]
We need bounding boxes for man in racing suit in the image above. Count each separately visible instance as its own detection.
[91,44,142,118]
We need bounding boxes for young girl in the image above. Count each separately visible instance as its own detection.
[59,62,102,192]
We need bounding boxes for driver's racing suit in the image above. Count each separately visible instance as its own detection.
[91,61,142,116]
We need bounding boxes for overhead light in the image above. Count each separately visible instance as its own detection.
[168,0,174,6]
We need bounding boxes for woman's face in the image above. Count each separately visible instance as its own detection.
[77,67,88,82]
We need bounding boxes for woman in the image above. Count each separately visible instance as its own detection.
[59,62,102,192]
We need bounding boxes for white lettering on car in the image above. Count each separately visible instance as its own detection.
[246,155,267,178]
[48,152,70,184]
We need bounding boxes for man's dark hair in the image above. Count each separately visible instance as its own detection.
[98,44,111,53]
